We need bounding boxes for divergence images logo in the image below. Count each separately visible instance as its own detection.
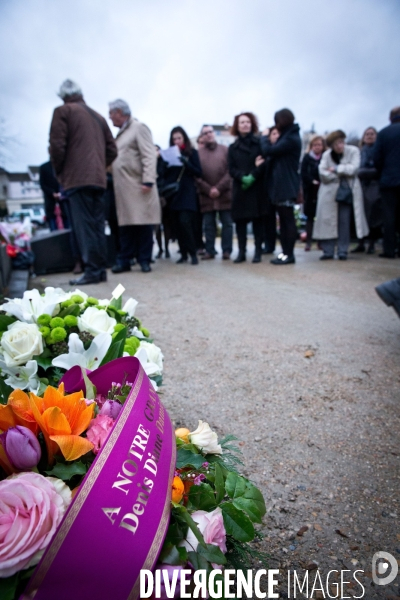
[372,552,398,586]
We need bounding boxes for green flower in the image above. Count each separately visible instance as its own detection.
[39,326,51,338]
[114,323,126,333]
[117,310,127,316]
[64,315,78,327]
[60,299,73,308]
[140,327,150,338]
[37,314,51,326]
[71,294,84,304]
[87,297,99,305]
[125,336,140,353]
[51,327,67,342]
[123,344,135,356]
[50,317,65,329]
[45,335,54,345]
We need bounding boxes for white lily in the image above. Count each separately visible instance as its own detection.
[131,326,144,339]
[0,287,68,323]
[134,346,162,379]
[52,332,112,371]
[0,359,40,393]
[122,298,138,317]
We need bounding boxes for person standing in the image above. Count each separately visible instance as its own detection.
[196,125,233,259]
[49,79,117,285]
[261,126,280,254]
[260,108,302,265]
[313,130,369,260]
[373,106,400,258]
[39,158,59,231]
[109,99,160,273]
[164,126,202,265]
[228,112,266,263]
[300,135,325,251]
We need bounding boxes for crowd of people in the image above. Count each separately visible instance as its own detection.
[43,79,400,285]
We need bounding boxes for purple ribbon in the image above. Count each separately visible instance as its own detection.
[23,357,175,600]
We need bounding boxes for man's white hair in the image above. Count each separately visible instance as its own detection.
[109,99,131,116]
[58,79,82,99]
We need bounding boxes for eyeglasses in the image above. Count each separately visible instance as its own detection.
[202,130,214,135]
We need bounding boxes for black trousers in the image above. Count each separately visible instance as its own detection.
[235,218,264,253]
[68,188,107,278]
[172,210,197,258]
[381,186,400,256]
[276,205,297,257]
[263,213,277,253]
[117,225,153,266]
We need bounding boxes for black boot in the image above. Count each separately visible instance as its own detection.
[234,251,246,263]
[252,250,262,263]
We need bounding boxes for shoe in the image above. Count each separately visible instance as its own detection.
[165,249,170,258]
[156,249,163,258]
[338,255,347,260]
[201,253,215,260]
[140,262,152,273]
[319,254,334,260]
[379,253,395,258]
[304,244,311,252]
[375,278,400,318]
[233,252,246,263]
[129,258,136,266]
[69,273,104,285]
[222,251,231,260]
[197,249,206,256]
[252,251,262,263]
[72,261,83,275]
[366,243,375,254]
[191,254,199,265]
[270,254,295,265]
[351,244,365,253]
[112,264,131,274]
[176,256,188,264]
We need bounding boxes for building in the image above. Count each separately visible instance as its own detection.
[0,166,44,213]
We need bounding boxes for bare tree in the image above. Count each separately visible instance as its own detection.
[346,130,360,147]
[0,118,20,169]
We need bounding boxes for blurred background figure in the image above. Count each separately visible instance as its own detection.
[196,125,233,260]
[164,126,202,265]
[261,126,280,255]
[260,108,301,265]
[39,154,59,231]
[373,106,400,258]
[154,144,173,259]
[228,112,266,263]
[353,127,382,254]
[313,130,369,260]
[300,135,325,251]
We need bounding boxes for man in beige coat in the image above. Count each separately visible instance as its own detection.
[109,99,160,273]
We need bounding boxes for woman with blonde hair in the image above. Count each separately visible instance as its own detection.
[313,130,369,260]
[300,135,325,250]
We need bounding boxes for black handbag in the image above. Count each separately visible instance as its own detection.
[160,166,185,200]
[335,178,353,205]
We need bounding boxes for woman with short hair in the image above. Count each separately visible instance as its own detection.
[313,130,369,260]
[300,135,325,251]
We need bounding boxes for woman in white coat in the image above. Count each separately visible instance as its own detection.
[313,130,369,260]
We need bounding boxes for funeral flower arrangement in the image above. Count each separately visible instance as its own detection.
[0,287,164,400]
[152,421,267,595]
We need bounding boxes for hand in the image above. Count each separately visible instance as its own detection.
[328,167,336,173]
[179,155,189,165]
[209,187,220,198]
[255,155,265,167]
[53,192,61,199]
[312,180,320,185]
[262,128,270,136]
[141,185,151,193]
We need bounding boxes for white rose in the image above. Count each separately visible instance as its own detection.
[1,322,44,367]
[122,298,138,317]
[136,341,163,375]
[78,307,116,335]
[189,421,222,454]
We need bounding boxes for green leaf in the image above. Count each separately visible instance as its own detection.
[214,462,225,504]
[176,448,205,469]
[174,505,206,548]
[188,483,217,512]
[110,296,122,310]
[187,551,212,572]
[159,543,183,565]
[0,573,19,600]
[0,315,17,331]
[82,368,96,400]
[99,327,127,366]
[45,460,87,481]
[232,497,262,523]
[0,378,13,404]
[33,354,53,371]
[225,472,246,499]
[59,303,81,318]
[197,543,227,565]
[243,481,266,517]
[221,502,255,542]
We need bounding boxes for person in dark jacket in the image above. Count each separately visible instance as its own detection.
[49,79,118,285]
[373,106,400,258]
[39,159,59,231]
[353,127,382,254]
[260,108,301,264]
[228,112,266,263]
[164,126,202,265]
[261,126,279,254]
[300,135,325,251]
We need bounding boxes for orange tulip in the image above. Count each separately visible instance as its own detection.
[7,389,39,434]
[175,427,190,443]
[26,383,94,464]
[171,476,185,503]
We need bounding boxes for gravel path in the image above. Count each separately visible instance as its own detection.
[40,240,400,599]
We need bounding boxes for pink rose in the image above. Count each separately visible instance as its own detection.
[180,507,227,554]
[0,472,71,577]
[86,414,114,455]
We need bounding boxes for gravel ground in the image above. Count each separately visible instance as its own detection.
[38,239,400,599]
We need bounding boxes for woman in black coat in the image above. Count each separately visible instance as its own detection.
[228,112,267,263]
[260,108,302,265]
[164,126,202,265]
[300,135,325,250]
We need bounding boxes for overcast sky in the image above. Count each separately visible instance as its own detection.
[0,0,399,171]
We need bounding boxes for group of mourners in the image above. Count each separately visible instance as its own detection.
[44,79,400,285]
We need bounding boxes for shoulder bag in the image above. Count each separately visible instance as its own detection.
[335,178,353,205]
